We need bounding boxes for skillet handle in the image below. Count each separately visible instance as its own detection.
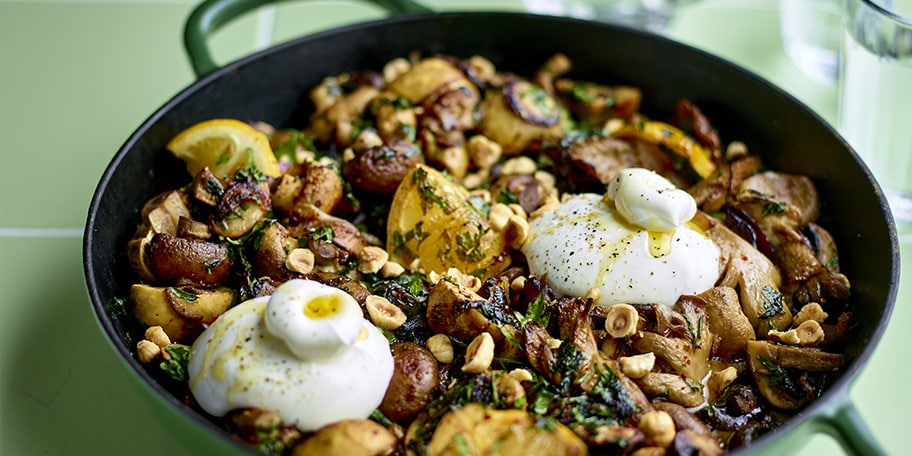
[820,394,886,456]
[184,0,433,77]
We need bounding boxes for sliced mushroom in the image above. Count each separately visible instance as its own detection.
[192,167,225,207]
[127,229,156,282]
[141,190,191,236]
[554,78,642,124]
[210,180,271,239]
[148,232,231,285]
[176,216,210,241]
[130,284,234,342]
[478,82,565,155]
[290,203,366,258]
[635,372,704,408]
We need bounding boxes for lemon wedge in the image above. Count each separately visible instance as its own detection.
[166,118,281,179]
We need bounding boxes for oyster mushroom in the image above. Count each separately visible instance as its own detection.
[695,212,792,335]
[690,287,755,358]
[746,340,843,410]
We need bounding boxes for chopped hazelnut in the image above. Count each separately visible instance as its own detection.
[426,334,455,364]
[462,332,495,374]
[365,295,407,330]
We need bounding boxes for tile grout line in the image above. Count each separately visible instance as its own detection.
[0,227,84,238]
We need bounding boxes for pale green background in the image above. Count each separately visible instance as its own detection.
[0,0,906,454]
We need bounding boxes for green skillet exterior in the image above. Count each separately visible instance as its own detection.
[83,10,900,456]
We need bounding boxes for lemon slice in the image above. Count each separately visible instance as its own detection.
[166,118,281,179]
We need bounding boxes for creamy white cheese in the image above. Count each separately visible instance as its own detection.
[187,279,394,431]
[522,169,721,307]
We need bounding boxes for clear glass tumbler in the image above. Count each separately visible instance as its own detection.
[778,0,843,83]
[522,0,699,34]
[838,0,912,225]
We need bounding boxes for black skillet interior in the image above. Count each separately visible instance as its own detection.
[85,11,899,455]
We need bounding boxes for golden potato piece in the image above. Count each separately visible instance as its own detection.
[293,419,396,456]
[386,164,509,279]
[427,403,587,456]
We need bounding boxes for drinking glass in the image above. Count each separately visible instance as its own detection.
[838,0,912,225]
[522,0,700,34]
[779,0,843,83]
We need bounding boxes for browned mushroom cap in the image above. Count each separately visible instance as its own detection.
[252,222,298,280]
[148,232,231,285]
[343,140,423,194]
[379,342,439,423]
[554,78,642,124]
[130,284,234,342]
[210,180,271,239]
[419,78,481,141]
[747,340,843,410]
[560,135,639,188]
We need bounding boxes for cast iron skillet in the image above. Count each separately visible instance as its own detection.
[84,0,900,454]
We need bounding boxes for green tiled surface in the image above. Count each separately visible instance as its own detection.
[0,0,906,455]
